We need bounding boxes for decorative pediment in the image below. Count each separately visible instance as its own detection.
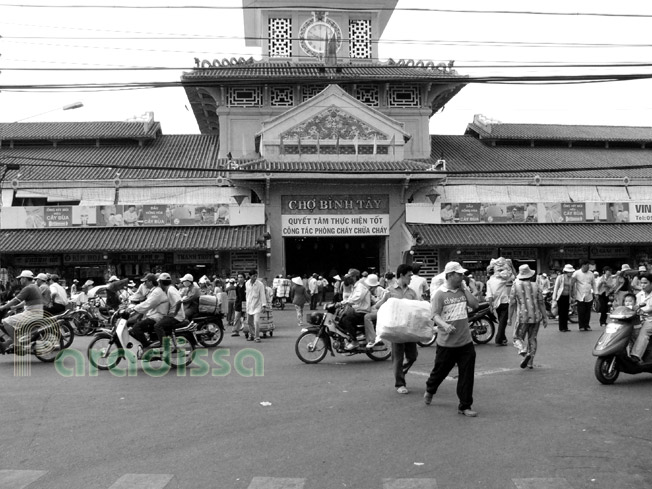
[259,84,411,161]
[283,105,387,141]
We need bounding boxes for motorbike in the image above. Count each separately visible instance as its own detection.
[44,309,76,349]
[418,301,497,347]
[271,295,285,310]
[192,314,225,347]
[87,310,197,370]
[295,303,391,364]
[0,311,63,362]
[592,305,652,384]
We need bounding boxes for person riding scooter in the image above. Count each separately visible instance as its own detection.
[0,271,44,352]
[630,272,652,364]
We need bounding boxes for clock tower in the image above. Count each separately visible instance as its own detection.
[242,0,398,61]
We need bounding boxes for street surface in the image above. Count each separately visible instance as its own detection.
[0,308,650,489]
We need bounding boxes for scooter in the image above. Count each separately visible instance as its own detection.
[592,305,652,384]
[87,310,196,370]
[0,310,63,362]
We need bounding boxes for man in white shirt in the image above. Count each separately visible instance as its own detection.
[408,262,429,301]
[571,260,596,331]
[47,274,68,315]
[245,269,268,343]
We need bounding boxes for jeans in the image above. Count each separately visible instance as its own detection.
[557,295,570,331]
[425,342,476,411]
[393,342,418,388]
[494,303,509,344]
[631,320,652,360]
[577,300,592,330]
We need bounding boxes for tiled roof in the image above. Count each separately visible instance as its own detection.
[467,121,652,142]
[0,134,221,182]
[182,61,463,82]
[236,159,433,173]
[0,225,265,253]
[0,121,161,141]
[407,223,652,247]
[430,134,652,179]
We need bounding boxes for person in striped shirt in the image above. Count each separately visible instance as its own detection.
[508,264,548,369]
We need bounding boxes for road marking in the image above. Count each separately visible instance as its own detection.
[107,473,174,489]
[409,366,526,379]
[383,478,438,488]
[247,477,305,489]
[0,470,47,489]
[513,478,574,489]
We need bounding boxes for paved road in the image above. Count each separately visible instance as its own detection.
[0,308,650,489]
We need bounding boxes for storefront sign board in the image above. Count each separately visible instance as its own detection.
[14,255,61,267]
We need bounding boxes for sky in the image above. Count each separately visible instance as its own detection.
[1,0,651,135]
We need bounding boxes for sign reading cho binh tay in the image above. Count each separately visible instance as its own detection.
[281,194,390,237]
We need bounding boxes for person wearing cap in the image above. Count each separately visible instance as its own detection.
[332,275,343,302]
[153,273,186,352]
[360,274,387,348]
[508,265,548,369]
[339,272,381,350]
[46,274,68,315]
[630,265,648,296]
[105,275,130,310]
[36,273,52,309]
[425,261,479,417]
[179,273,201,320]
[130,274,157,305]
[341,269,360,302]
[552,264,575,332]
[308,273,319,310]
[613,264,638,307]
[128,273,177,350]
[245,269,268,343]
[74,280,94,307]
[71,279,79,296]
[0,271,44,352]
[224,278,237,329]
[596,266,616,327]
[570,260,596,331]
[288,276,310,328]
[368,264,419,394]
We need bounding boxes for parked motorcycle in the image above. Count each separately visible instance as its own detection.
[418,302,496,347]
[87,310,196,370]
[295,303,391,364]
[592,305,652,384]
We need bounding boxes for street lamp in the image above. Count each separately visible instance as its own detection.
[13,102,84,123]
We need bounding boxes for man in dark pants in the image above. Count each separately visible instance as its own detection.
[485,267,511,346]
[571,260,596,331]
[425,261,479,417]
[370,263,419,394]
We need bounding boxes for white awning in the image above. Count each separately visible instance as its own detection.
[626,187,652,201]
[568,186,601,202]
[597,186,630,202]
[117,186,251,205]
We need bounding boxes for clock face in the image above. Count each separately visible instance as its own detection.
[300,17,342,58]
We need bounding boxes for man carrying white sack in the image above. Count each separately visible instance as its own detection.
[372,263,420,395]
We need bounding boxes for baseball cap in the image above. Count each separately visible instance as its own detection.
[158,272,172,281]
[141,273,157,283]
[443,262,467,274]
[50,274,60,281]
[181,273,194,283]
[36,273,49,281]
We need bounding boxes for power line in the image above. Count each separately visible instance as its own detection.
[0,3,651,18]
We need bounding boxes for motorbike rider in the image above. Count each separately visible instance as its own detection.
[153,273,185,351]
[630,272,652,364]
[339,272,381,350]
[105,275,129,310]
[0,271,44,353]
[130,273,157,304]
[46,274,68,316]
[179,273,201,320]
[36,273,52,308]
[128,274,173,349]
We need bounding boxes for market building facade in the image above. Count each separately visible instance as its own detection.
[1,0,651,287]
